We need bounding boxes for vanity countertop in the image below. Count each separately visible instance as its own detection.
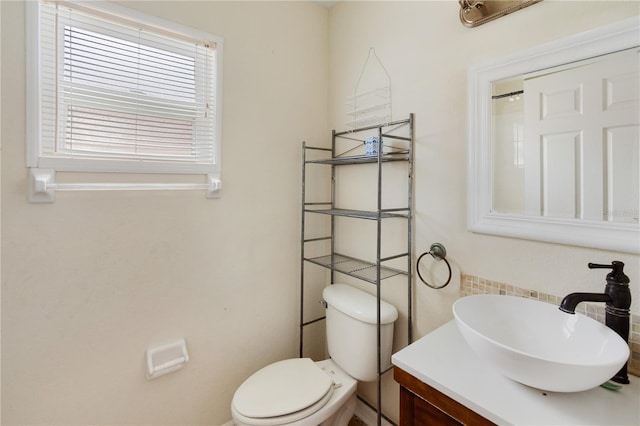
[392,320,640,425]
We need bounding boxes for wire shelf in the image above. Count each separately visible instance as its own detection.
[304,208,409,220]
[305,253,407,284]
[305,151,409,165]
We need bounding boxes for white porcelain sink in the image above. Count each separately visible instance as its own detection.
[452,295,630,392]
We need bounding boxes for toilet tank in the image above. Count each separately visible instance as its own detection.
[322,284,398,382]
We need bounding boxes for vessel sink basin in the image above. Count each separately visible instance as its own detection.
[452,295,630,392]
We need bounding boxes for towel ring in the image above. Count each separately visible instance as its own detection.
[417,243,452,289]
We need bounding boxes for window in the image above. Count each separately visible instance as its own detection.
[27,0,223,176]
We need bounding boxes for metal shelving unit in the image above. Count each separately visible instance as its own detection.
[300,114,414,426]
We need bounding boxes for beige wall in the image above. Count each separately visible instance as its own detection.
[3,0,640,425]
[1,1,328,424]
[328,1,639,422]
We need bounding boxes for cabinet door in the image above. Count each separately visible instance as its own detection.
[395,367,495,426]
[400,386,463,425]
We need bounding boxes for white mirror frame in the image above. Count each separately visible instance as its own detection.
[467,16,640,254]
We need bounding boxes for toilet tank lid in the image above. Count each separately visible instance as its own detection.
[323,284,398,325]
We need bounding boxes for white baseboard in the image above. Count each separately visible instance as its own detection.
[354,399,394,426]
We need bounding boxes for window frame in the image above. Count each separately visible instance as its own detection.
[26,0,224,176]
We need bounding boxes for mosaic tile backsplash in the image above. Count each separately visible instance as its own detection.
[461,275,640,377]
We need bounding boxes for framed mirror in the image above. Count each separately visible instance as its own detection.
[467,17,640,253]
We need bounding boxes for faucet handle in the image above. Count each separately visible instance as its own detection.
[588,261,624,271]
[588,261,629,285]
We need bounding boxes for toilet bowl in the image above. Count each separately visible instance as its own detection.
[231,284,398,426]
[231,358,357,426]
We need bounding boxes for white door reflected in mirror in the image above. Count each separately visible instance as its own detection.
[491,48,639,223]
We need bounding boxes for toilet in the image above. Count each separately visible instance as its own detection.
[231,283,399,426]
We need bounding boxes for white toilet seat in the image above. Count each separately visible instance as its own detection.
[232,359,358,426]
[232,385,334,426]
[232,358,335,425]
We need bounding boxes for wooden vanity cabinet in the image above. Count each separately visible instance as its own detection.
[394,367,496,426]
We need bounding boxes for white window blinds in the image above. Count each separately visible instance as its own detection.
[31,0,222,175]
